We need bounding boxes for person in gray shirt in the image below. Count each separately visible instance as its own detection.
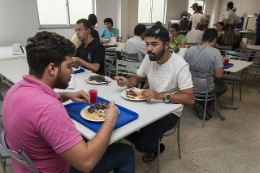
[184,28,227,120]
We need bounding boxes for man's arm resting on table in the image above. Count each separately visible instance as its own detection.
[60,102,118,172]
[214,67,224,79]
[73,57,100,73]
[143,88,195,105]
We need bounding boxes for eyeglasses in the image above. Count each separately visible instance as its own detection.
[74,28,86,33]
[169,30,175,33]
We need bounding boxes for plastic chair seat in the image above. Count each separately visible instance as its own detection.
[222,74,241,81]
[245,65,260,71]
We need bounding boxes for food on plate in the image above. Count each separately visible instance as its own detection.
[88,75,107,83]
[84,101,109,120]
[126,89,143,99]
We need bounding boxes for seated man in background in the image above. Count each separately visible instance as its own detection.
[186,6,209,30]
[185,22,205,45]
[100,18,119,42]
[88,14,100,40]
[73,19,105,75]
[124,24,147,62]
[2,31,135,173]
[115,26,194,162]
[184,28,227,120]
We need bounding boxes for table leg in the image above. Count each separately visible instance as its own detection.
[217,97,239,109]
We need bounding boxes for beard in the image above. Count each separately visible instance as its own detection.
[53,69,70,89]
[147,46,166,61]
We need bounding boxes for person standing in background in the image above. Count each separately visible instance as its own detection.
[224,2,236,25]
[186,6,208,30]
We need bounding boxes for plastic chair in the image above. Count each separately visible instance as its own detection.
[157,118,181,173]
[121,49,139,62]
[116,60,141,77]
[215,45,232,55]
[0,113,10,173]
[185,42,198,48]
[242,49,260,83]
[221,50,251,105]
[118,36,123,43]
[189,66,217,128]
[0,120,39,173]
[104,55,115,77]
[105,48,117,59]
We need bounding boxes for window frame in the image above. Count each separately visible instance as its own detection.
[138,0,167,25]
[36,0,96,29]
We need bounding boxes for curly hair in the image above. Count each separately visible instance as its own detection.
[25,31,76,79]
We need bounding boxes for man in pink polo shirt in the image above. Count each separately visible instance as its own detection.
[2,31,135,173]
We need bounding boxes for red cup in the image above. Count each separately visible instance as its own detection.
[224,58,229,66]
[89,88,98,103]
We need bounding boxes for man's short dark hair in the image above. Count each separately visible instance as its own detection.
[134,24,146,36]
[154,21,162,26]
[197,6,202,12]
[170,23,180,32]
[25,31,76,79]
[76,19,92,32]
[195,22,205,31]
[104,18,113,26]
[88,14,97,26]
[227,1,233,9]
[145,26,169,45]
[202,28,218,43]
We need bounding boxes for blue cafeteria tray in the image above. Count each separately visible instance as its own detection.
[65,97,139,132]
[223,63,234,69]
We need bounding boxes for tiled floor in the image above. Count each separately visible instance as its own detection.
[0,68,260,173]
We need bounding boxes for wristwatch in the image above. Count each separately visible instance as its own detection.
[165,94,171,103]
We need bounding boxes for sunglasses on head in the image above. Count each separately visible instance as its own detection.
[145,27,161,35]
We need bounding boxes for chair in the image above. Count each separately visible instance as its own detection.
[121,50,139,62]
[116,60,141,77]
[0,113,10,173]
[105,48,117,59]
[215,45,232,55]
[189,66,217,128]
[185,42,198,48]
[157,118,181,173]
[242,49,260,83]
[118,36,123,43]
[0,119,39,173]
[221,50,251,105]
[104,55,115,77]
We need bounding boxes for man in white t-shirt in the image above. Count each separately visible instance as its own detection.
[221,7,241,26]
[115,26,195,162]
[224,2,236,25]
[185,22,205,45]
[186,6,209,30]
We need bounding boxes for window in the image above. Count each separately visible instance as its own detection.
[187,0,205,15]
[36,0,96,28]
[138,0,167,24]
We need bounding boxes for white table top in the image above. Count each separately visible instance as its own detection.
[239,30,256,34]
[0,46,26,60]
[224,59,253,73]
[55,72,183,144]
[246,45,260,50]
[105,43,125,52]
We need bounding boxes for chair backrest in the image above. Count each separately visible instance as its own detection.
[116,60,141,76]
[185,42,198,48]
[121,49,139,62]
[189,66,211,94]
[0,120,39,173]
[216,45,232,55]
[118,36,123,43]
[247,48,260,63]
[105,48,116,59]
[104,55,115,77]
[225,50,251,61]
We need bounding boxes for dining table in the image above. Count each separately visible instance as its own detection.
[0,47,183,144]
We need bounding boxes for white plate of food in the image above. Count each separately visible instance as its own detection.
[86,75,111,84]
[121,87,145,101]
[72,67,81,71]
[80,101,119,122]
